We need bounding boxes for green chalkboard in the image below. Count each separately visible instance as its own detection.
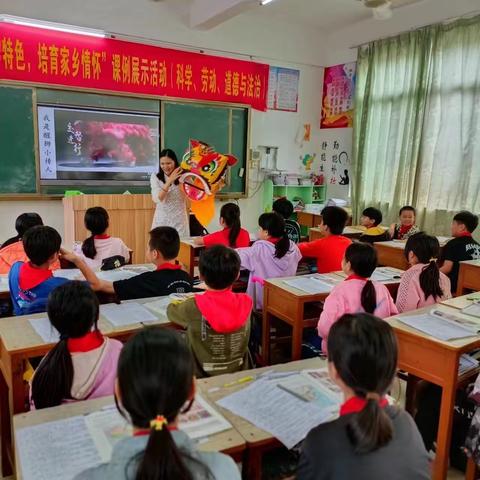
[162,101,249,196]
[0,86,37,194]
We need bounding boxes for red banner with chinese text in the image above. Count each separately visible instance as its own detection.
[0,24,269,110]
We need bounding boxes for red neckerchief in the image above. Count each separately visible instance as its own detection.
[156,263,182,271]
[398,224,414,237]
[94,234,110,240]
[19,262,53,290]
[458,232,472,237]
[345,274,368,281]
[67,330,104,353]
[267,237,281,244]
[340,396,389,416]
[133,426,178,436]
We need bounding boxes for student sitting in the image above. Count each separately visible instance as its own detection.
[8,226,73,315]
[168,245,252,377]
[318,242,398,353]
[74,328,241,480]
[62,226,193,301]
[237,212,301,310]
[298,206,351,273]
[389,206,420,240]
[30,281,122,409]
[396,233,451,313]
[273,197,301,243]
[0,213,60,274]
[298,313,430,480]
[193,203,250,248]
[73,206,130,269]
[358,207,389,243]
[440,210,480,294]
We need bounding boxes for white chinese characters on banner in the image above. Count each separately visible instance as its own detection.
[38,106,57,180]
[318,128,352,201]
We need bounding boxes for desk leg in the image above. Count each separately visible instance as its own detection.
[0,365,12,477]
[243,447,262,480]
[466,457,477,480]
[291,304,304,361]
[262,310,272,366]
[433,356,458,480]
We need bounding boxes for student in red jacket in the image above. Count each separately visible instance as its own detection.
[194,203,250,248]
[298,206,351,273]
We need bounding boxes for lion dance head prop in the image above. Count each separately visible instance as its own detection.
[179,140,237,226]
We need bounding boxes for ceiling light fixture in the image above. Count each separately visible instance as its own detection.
[0,15,106,38]
[260,0,276,5]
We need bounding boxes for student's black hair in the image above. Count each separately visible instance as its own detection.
[362,207,382,227]
[220,203,242,248]
[399,205,416,216]
[81,206,109,260]
[199,245,240,290]
[321,206,348,235]
[118,328,211,480]
[404,232,444,301]
[149,226,180,260]
[31,281,99,409]
[156,149,180,185]
[272,197,294,220]
[345,242,378,314]
[454,210,479,233]
[23,225,62,266]
[258,212,290,259]
[327,313,398,454]
[1,213,44,248]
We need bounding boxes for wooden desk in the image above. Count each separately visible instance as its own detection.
[297,209,353,230]
[0,296,173,477]
[456,260,480,297]
[177,239,203,277]
[389,306,480,480]
[198,357,326,480]
[374,238,451,271]
[309,225,366,241]
[262,269,403,364]
[441,292,480,310]
[13,395,245,480]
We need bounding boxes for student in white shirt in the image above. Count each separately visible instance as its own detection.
[74,207,130,269]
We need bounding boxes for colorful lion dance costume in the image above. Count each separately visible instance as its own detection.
[179,140,237,226]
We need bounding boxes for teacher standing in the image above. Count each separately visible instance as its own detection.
[150,149,189,237]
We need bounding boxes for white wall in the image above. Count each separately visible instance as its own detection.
[0,0,327,239]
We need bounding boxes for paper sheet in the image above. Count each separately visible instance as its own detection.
[16,416,102,480]
[217,377,333,449]
[96,269,139,282]
[284,276,334,294]
[179,394,232,440]
[100,302,158,327]
[459,354,479,375]
[143,297,173,318]
[29,317,59,343]
[398,312,477,341]
[84,406,132,462]
[462,302,480,319]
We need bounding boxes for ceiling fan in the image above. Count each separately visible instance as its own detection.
[358,0,425,20]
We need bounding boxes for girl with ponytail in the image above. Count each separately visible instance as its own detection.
[236,212,301,309]
[31,281,121,409]
[396,232,452,313]
[194,203,250,248]
[298,313,429,480]
[75,328,240,480]
[74,207,130,269]
[318,242,397,353]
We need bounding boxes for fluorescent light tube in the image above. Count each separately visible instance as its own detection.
[0,15,106,38]
[260,0,276,5]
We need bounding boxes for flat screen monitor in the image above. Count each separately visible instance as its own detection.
[37,105,160,186]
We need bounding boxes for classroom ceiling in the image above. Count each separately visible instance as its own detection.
[249,0,426,31]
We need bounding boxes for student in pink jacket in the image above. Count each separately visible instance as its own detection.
[237,212,301,310]
[318,242,398,353]
[30,281,122,409]
[396,233,451,313]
